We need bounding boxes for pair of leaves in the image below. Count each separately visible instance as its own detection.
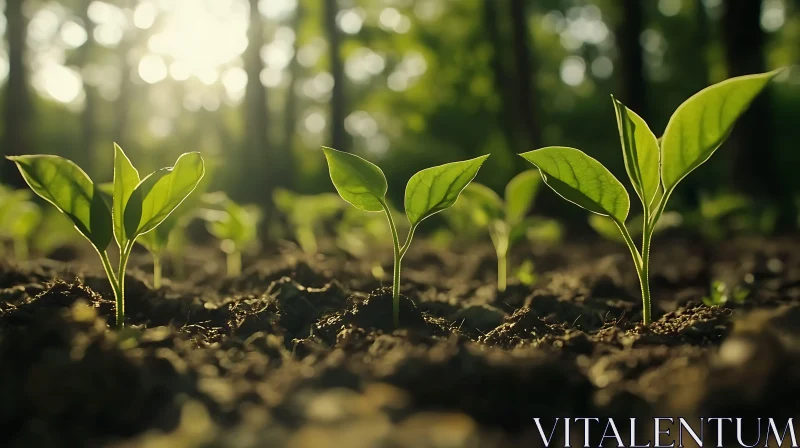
[8,144,205,253]
[323,147,489,227]
[521,70,780,224]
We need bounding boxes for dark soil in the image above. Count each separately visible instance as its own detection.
[1,235,800,447]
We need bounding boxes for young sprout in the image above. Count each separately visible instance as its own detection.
[454,170,543,292]
[7,144,205,328]
[336,203,409,259]
[32,208,81,256]
[272,188,344,254]
[203,193,262,277]
[323,146,489,328]
[0,187,42,260]
[520,70,781,325]
[137,209,191,288]
[702,280,749,308]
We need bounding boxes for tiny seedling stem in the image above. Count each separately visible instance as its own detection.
[227,250,242,277]
[497,250,507,293]
[99,242,134,329]
[153,255,162,289]
[381,200,416,328]
[13,239,28,261]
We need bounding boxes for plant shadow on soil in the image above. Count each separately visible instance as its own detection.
[1,236,800,447]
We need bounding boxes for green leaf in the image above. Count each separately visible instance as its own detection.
[322,146,387,212]
[457,183,503,228]
[520,147,629,224]
[7,155,112,252]
[661,70,780,192]
[124,152,205,240]
[404,154,490,225]
[113,143,140,247]
[504,170,542,225]
[8,201,42,239]
[612,97,660,207]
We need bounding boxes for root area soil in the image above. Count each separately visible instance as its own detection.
[1,236,800,447]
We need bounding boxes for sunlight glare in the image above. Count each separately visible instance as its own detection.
[35,64,83,103]
[148,0,248,83]
[134,1,158,29]
[138,54,168,84]
[60,21,88,48]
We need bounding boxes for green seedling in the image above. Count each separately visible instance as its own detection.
[452,171,543,292]
[138,206,192,288]
[702,280,749,307]
[32,208,82,256]
[136,173,208,288]
[0,186,42,259]
[336,202,409,259]
[273,188,344,254]
[520,70,780,325]
[202,193,262,277]
[8,144,205,328]
[323,146,489,328]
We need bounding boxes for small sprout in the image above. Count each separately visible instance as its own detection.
[273,188,344,254]
[137,175,208,288]
[203,193,262,277]
[515,259,538,287]
[452,170,543,292]
[7,144,205,328]
[0,187,42,260]
[323,147,489,327]
[702,280,750,307]
[32,208,81,256]
[337,202,409,259]
[521,70,781,325]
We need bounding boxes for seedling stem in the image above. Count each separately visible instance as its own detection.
[381,199,416,328]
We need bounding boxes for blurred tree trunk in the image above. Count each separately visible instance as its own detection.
[483,0,517,155]
[77,0,97,175]
[243,0,271,202]
[114,39,133,150]
[283,2,303,189]
[693,0,710,87]
[615,0,648,119]
[722,0,787,224]
[508,0,541,150]
[324,0,347,150]
[1,0,32,187]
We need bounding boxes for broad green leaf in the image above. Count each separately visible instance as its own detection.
[322,147,387,212]
[113,143,140,247]
[124,152,205,240]
[612,97,660,207]
[137,175,206,255]
[661,70,780,192]
[505,170,542,225]
[7,155,112,251]
[520,147,629,224]
[404,154,490,225]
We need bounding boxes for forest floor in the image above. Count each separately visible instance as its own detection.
[1,235,799,447]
